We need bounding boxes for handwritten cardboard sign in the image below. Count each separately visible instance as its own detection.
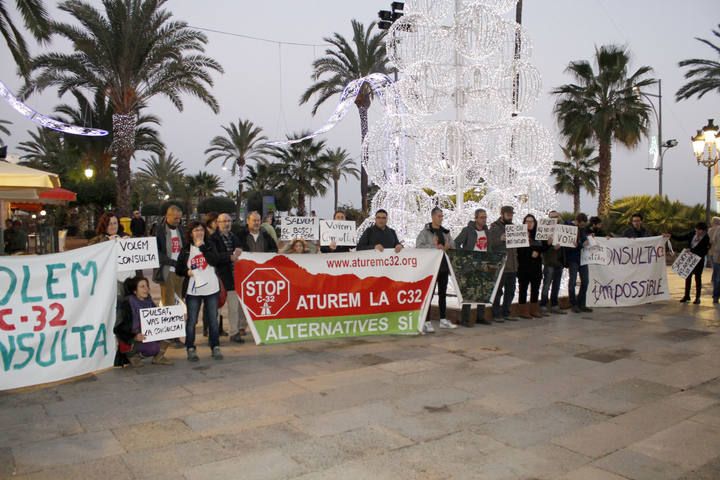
[553,224,578,248]
[320,220,357,247]
[671,248,702,279]
[535,218,557,241]
[581,245,607,266]
[116,237,159,272]
[140,305,186,342]
[505,224,529,248]
[280,217,319,241]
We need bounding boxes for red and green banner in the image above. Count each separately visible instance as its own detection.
[234,250,443,345]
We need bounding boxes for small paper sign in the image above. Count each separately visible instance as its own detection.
[116,237,159,271]
[320,220,357,247]
[505,224,529,248]
[671,248,702,279]
[581,245,607,266]
[553,224,578,248]
[140,305,186,342]
[535,218,557,241]
[280,217,319,241]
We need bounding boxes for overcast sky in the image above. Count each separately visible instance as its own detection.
[1,0,718,217]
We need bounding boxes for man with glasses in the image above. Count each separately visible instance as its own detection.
[209,213,245,343]
[356,209,403,252]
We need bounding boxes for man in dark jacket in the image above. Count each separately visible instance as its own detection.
[624,213,652,238]
[671,222,710,304]
[540,210,567,315]
[210,213,245,342]
[130,210,146,237]
[238,211,278,253]
[153,205,185,307]
[454,208,492,326]
[566,213,591,313]
[488,206,518,322]
[356,209,403,252]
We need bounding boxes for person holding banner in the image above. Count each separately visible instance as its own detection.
[454,208,492,326]
[540,211,567,316]
[89,212,133,297]
[320,210,353,253]
[209,213,242,342]
[114,276,174,367]
[671,222,710,304]
[154,205,185,308]
[709,217,720,303]
[489,206,519,322]
[517,214,547,318]
[239,211,278,254]
[416,207,457,332]
[566,213,592,313]
[624,213,652,238]
[176,221,224,362]
[356,209,403,252]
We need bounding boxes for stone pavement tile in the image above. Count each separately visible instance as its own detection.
[513,356,599,382]
[592,448,687,480]
[289,366,395,392]
[290,401,398,437]
[629,420,720,470]
[121,438,234,479]
[636,356,720,389]
[587,378,680,405]
[374,358,440,375]
[0,405,46,430]
[76,397,197,432]
[631,346,700,366]
[468,354,533,373]
[475,403,609,449]
[289,451,445,480]
[691,404,720,428]
[551,421,646,458]
[452,372,539,397]
[284,425,414,471]
[560,465,632,480]
[389,387,474,414]
[183,448,305,480]
[0,414,83,448]
[0,446,16,478]
[609,397,696,435]
[575,347,635,364]
[189,381,308,413]
[183,402,293,436]
[111,418,199,453]
[676,455,720,480]
[524,444,592,477]
[214,423,310,452]
[12,455,134,480]
[12,430,125,474]
[564,391,639,416]
[45,385,192,417]
[662,391,719,412]
[0,388,63,409]
[579,358,662,386]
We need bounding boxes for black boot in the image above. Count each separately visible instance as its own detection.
[460,305,471,327]
[477,305,491,325]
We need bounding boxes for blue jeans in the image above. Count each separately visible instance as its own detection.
[186,293,220,350]
[540,265,563,307]
[492,272,517,318]
[568,262,589,308]
[712,262,720,301]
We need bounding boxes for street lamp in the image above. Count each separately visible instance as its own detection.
[84,167,94,179]
[636,79,677,196]
[691,118,720,225]
[378,2,403,82]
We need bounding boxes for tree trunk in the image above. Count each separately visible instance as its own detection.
[334,178,339,212]
[237,158,244,220]
[298,191,306,216]
[356,91,371,214]
[573,186,580,216]
[112,113,137,217]
[597,139,612,217]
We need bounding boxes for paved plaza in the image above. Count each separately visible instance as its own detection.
[1,272,719,480]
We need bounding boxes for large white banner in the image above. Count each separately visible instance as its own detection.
[0,242,117,390]
[587,236,670,307]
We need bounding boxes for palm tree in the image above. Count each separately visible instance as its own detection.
[0,0,49,77]
[188,171,223,200]
[204,119,267,217]
[552,45,655,217]
[25,0,223,216]
[551,143,599,215]
[0,119,11,144]
[55,89,164,177]
[17,128,79,177]
[242,161,282,193]
[321,147,359,212]
[677,25,720,101]
[270,133,331,216]
[299,20,390,214]
[135,152,186,200]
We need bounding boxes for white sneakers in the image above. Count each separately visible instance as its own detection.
[424,319,457,333]
[439,318,458,329]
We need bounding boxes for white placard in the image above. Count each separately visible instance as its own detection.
[504,224,529,248]
[581,245,607,266]
[671,249,702,279]
[280,217,319,241]
[535,218,557,241]
[140,305,186,342]
[320,220,357,246]
[116,237,159,271]
[553,224,578,248]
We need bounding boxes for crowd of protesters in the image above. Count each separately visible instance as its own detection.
[82,203,716,367]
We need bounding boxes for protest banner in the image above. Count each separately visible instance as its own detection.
[140,305,185,342]
[280,217,319,241]
[581,245,608,266]
[587,236,670,307]
[671,249,702,280]
[553,224,578,248]
[0,242,117,391]
[446,250,506,305]
[234,250,443,345]
[116,237,159,272]
[319,220,357,247]
[504,224,529,248]
[535,218,557,241]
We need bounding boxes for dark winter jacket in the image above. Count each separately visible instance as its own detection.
[488,217,518,273]
[209,230,243,291]
[454,221,491,252]
[237,227,278,253]
[356,225,401,250]
[672,231,710,258]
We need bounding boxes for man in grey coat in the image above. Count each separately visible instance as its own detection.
[488,205,519,322]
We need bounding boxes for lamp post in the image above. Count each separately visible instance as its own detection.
[378,2,404,82]
[636,79,677,196]
[691,119,720,225]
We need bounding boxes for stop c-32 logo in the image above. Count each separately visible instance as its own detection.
[241,268,291,317]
